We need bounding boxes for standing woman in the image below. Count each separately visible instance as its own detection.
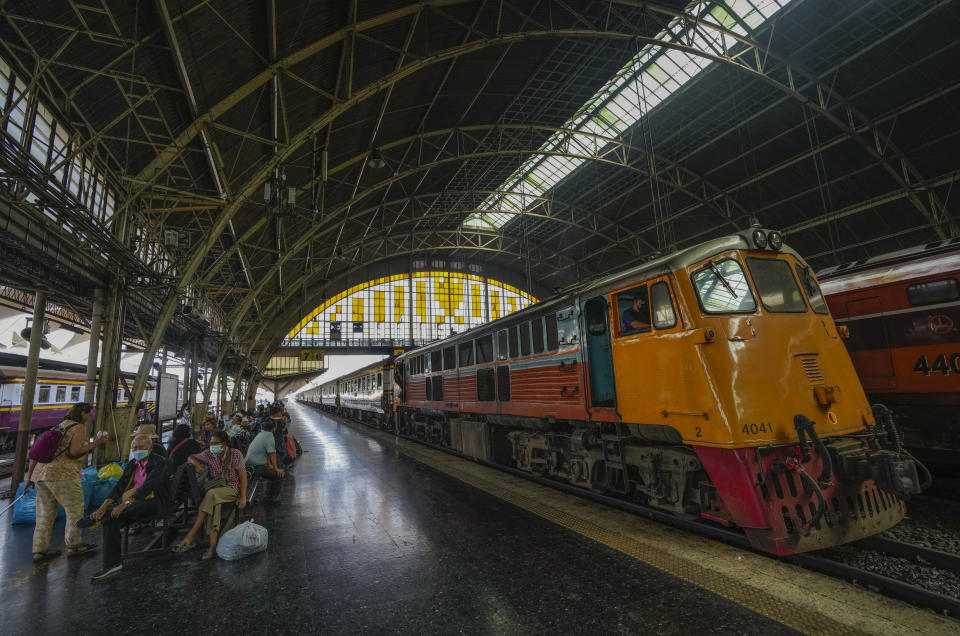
[173,430,247,559]
[25,402,108,562]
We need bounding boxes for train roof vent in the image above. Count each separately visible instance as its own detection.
[798,355,824,385]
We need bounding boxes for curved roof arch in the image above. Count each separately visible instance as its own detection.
[2,0,958,405]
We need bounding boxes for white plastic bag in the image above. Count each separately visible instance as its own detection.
[216,520,268,560]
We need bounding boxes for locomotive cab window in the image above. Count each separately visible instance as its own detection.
[746,258,806,313]
[497,330,508,361]
[692,258,757,313]
[795,265,829,314]
[430,350,442,372]
[616,285,651,335]
[907,278,959,306]
[651,282,677,329]
[584,298,609,336]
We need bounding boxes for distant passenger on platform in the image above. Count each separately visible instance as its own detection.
[179,403,192,427]
[26,402,107,562]
[131,423,166,458]
[81,434,168,580]
[621,293,651,333]
[167,424,202,471]
[245,419,284,504]
[173,430,247,559]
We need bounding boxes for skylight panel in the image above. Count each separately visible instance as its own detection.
[462,0,795,232]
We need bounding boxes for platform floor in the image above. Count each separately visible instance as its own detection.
[1,403,954,635]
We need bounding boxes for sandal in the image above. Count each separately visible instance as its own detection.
[172,540,195,553]
[32,549,62,563]
[67,543,98,557]
[201,548,216,560]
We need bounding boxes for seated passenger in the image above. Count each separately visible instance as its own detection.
[245,419,285,504]
[80,434,169,581]
[621,295,650,333]
[131,423,167,457]
[167,424,202,471]
[173,430,247,559]
[202,416,218,446]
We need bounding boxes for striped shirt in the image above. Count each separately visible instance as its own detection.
[196,447,244,492]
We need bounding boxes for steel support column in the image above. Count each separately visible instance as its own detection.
[11,290,47,491]
[84,287,104,404]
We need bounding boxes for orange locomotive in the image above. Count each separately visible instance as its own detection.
[818,240,960,470]
[394,228,923,555]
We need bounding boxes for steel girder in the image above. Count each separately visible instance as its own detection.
[110,1,955,418]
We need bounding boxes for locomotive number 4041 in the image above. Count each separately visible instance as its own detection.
[742,422,774,435]
[913,353,960,376]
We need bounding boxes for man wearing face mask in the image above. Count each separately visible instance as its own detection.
[78,434,169,580]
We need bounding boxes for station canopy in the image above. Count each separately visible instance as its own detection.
[0,0,957,368]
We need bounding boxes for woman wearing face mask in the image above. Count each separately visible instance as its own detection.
[25,402,107,562]
[173,430,247,559]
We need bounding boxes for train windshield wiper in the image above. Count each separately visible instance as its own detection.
[709,260,738,298]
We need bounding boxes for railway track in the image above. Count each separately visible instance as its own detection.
[312,405,960,619]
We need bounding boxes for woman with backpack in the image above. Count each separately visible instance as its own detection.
[25,402,108,562]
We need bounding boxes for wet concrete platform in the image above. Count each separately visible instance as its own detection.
[0,403,816,634]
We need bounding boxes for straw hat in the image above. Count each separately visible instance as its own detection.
[131,424,159,439]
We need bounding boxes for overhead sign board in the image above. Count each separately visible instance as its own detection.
[299,349,324,362]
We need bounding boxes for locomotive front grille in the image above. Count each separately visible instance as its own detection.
[798,356,824,384]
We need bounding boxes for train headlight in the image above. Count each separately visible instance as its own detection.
[768,230,783,250]
[752,229,768,249]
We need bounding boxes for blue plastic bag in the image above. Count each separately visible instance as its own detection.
[89,478,118,509]
[11,482,65,525]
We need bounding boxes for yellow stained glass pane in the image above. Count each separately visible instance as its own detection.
[507,297,517,315]
[374,291,385,322]
[491,290,501,320]
[352,297,364,322]
[471,282,482,317]
[394,286,405,322]
[416,281,426,323]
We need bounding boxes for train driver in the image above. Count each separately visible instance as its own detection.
[621,291,651,333]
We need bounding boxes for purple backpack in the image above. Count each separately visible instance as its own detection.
[28,422,79,463]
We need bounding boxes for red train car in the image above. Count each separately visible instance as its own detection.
[818,239,960,468]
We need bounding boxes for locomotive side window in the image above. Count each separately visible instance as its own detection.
[519,322,531,356]
[692,259,757,313]
[795,265,829,314]
[508,325,520,358]
[746,258,806,313]
[907,278,959,306]
[531,317,544,353]
[650,282,677,329]
[497,330,508,361]
[475,335,494,363]
[545,313,559,351]
[431,350,442,372]
[459,341,474,367]
[38,386,50,403]
[616,286,651,335]
[443,346,456,370]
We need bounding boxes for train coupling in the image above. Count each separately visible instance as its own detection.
[826,441,922,497]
